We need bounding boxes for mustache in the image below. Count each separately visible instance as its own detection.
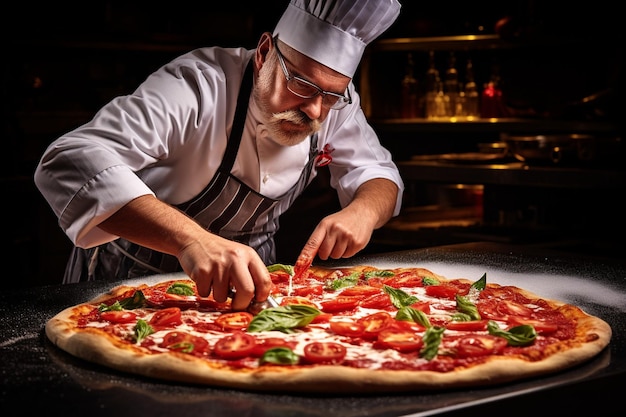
[271,109,320,131]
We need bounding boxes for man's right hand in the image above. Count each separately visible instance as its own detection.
[177,236,271,311]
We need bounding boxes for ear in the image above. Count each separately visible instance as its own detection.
[255,32,273,72]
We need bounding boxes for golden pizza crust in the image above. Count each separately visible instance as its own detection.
[44,267,613,393]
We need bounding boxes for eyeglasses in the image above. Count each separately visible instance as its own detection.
[273,36,352,110]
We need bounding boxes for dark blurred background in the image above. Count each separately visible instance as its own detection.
[3,1,623,287]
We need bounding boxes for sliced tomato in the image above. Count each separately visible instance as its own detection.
[196,298,231,312]
[303,342,347,364]
[250,337,297,357]
[339,285,381,297]
[293,284,324,297]
[364,277,385,288]
[375,328,423,353]
[478,299,533,320]
[476,299,501,320]
[320,296,360,313]
[100,310,138,324]
[454,335,508,358]
[149,307,182,327]
[311,312,333,323]
[270,270,292,284]
[390,319,426,332]
[213,332,257,359]
[160,294,200,309]
[215,312,254,331]
[280,296,317,307]
[357,311,394,339]
[382,274,423,288]
[497,300,534,317]
[360,293,394,309]
[447,279,472,295]
[159,331,210,354]
[329,320,365,337]
[145,290,199,309]
[408,300,431,314]
[143,290,167,307]
[446,320,489,331]
[424,284,459,300]
[481,286,530,303]
[508,317,559,334]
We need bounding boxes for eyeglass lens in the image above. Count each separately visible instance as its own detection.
[287,78,343,108]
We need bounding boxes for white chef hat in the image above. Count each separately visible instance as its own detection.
[273,0,401,78]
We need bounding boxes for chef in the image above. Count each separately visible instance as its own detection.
[34,0,404,311]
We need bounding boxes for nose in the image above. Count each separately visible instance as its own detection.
[299,95,324,120]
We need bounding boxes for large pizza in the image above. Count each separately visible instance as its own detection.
[45,264,611,393]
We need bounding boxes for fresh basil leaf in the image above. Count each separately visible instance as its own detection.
[168,342,195,353]
[487,320,536,346]
[325,274,359,291]
[364,269,395,279]
[248,305,321,333]
[449,312,473,322]
[383,285,419,308]
[420,326,445,360]
[471,273,487,291]
[396,306,431,328]
[455,294,481,321]
[422,276,439,286]
[119,290,147,310]
[267,264,295,275]
[98,301,123,312]
[166,282,195,296]
[133,319,154,343]
[259,347,300,365]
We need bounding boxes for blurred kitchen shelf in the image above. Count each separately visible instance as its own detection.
[371,118,622,135]
[370,204,626,263]
[397,159,626,189]
[372,34,505,52]
[370,33,589,53]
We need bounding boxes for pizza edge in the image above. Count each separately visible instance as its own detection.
[45,300,612,394]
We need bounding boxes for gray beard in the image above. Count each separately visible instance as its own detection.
[265,110,320,146]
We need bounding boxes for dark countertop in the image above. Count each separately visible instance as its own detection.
[2,242,625,417]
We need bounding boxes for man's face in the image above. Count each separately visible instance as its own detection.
[253,39,350,147]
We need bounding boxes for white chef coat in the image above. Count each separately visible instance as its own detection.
[34,46,404,249]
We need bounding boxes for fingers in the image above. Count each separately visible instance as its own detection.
[191,266,217,298]
[300,234,323,259]
[227,258,271,311]
[298,227,325,262]
[313,214,372,260]
[177,238,272,310]
[249,261,272,302]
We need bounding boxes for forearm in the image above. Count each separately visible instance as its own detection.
[349,178,399,229]
[98,194,208,257]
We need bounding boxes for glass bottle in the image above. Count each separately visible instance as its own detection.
[433,76,450,119]
[400,53,419,118]
[444,52,459,117]
[424,51,440,119]
[464,58,480,118]
[480,64,508,118]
